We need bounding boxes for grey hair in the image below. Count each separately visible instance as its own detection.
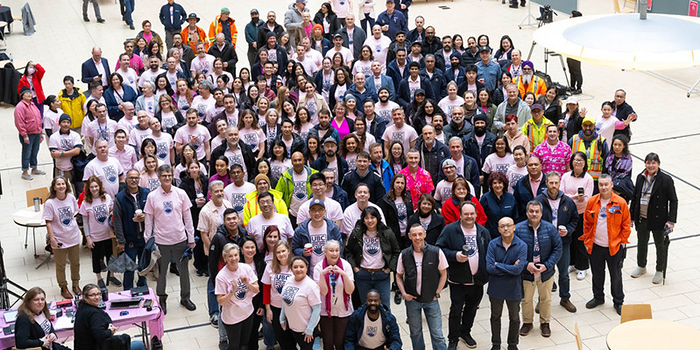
[142,81,155,91]
[598,173,612,182]
[199,80,215,91]
[209,180,225,190]
[323,239,341,251]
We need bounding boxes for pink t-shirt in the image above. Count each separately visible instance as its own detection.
[247,213,294,248]
[79,195,113,242]
[109,146,138,172]
[83,157,125,198]
[147,133,174,165]
[313,258,355,317]
[48,131,82,171]
[482,153,515,175]
[215,263,258,325]
[262,265,293,308]
[174,124,211,160]
[238,128,266,153]
[281,276,322,333]
[42,195,81,248]
[360,231,384,269]
[144,186,194,245]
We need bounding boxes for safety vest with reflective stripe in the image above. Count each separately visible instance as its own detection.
[572,134,605,180]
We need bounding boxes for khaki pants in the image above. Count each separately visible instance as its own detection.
[521,276,554,324]
[54,244,81,288]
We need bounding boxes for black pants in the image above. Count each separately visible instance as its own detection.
[223,313,254,350]
[636,218,668,272]
[270,306,295,350]
[567,57,583,90]
[489,296,520,347]
[448,283,483,341]
[249,311,263,350]
[193,230,208,273]
[590,244,625,305]
[290,330,314,350]
[91,239,113,274]
[570,213,589,270]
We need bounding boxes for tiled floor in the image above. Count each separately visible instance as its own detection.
[1,0,699,349]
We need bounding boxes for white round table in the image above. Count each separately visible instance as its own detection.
[607,319,700,350]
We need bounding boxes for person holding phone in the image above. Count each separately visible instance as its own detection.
[560,151,594,281]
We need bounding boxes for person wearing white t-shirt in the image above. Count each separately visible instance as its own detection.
[83,139,125,198]
[116,53,139,91]
[345,290,403,349]
[224,164,256,216]
[297,172,344,227]
[138,56,166,88]
[148,117,175,165]
[364,25,392,70]
[438,82,465,124]
[596,101,633,149]
[190,42,216,77]
[116,102,139,134]
[48,114,83,185]
[381,107,418,157]
[275,153,317,224]
[128,111,153,153]
[374,87,400,126]
[109,129,137,173]
[292,198,344,270]
[341,184,386,236]
[396,224,449,350]
[85,104,118,154]
[247,192,294,248]
[325,34,353,67]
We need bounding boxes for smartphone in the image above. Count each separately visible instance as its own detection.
[578,187,584,195]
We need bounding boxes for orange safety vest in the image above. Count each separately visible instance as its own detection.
[514,75,547,99]
[180,26,209,52]
[208,15,238,48]
[572,134,605,180]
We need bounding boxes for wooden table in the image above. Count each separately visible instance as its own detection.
[607,319,700,349]
[12,205,51,269]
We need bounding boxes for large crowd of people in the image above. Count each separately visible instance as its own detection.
[11,1,680,350]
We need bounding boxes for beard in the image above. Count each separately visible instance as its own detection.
[583,129,593,137]
[522,73,533,85]
[325,150,335,158]
[434,124,443,131]
[252,17,259,24]
[379,95,389,103]
[474,126,486,136]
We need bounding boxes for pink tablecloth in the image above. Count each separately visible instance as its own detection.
[0,288,164,349]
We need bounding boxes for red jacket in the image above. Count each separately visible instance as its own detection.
[442,195,488,226]
[17,63,46,103]
[14,100,43,136]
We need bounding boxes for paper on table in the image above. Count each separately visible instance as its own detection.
[53,316,74,330]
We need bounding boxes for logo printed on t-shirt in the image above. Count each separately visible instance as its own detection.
[163,201,174,214]
[365,325,378,337]
[391,131,405,143]
[58,206,73,226]
[60,138,74,150]
[94,204,109,224]
[102,165,118,183]
[156,142,168,159]
[312,234,327,255]
[230,193,246,213]
[235,279,249,300]
[363,237,380,256]
[242,133,258,147]
[273,273,291,294]
[281,285,299,306]
[396,202,407,221]
[293,181,307,200]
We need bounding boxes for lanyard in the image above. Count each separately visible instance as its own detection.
[642,175,656,196]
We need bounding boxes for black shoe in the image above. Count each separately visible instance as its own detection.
[129,24,135,30]
[552,282,557,292]
[97,279,106,289]
[101,261,107,272]
[614,303,623,315]
[196,269,205,277]
[159,297,167,315]
[461,335,477,349]
[509,3,519,8]
[83,17,90,22]
[394,292,402,305]
[218,341,228,350]
[573,89,582,95]
[448,340,458,350]
[521,1,526,6]
[507,346,520,350]
[491,345,501,350]
[535,301,540,314]
[170,263,180,276]
[108,276,122,287]
[45,244,53,253]
[181,298,197,311]
[586,298,605,309]
[96,18,105,23]
[204,269,210,277]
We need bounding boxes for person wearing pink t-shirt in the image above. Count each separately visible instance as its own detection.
[262,240,296,350]
[280,256,322,350]
[80,176,121,289]
[215,243,260,350]
[143,164,196,313]
[42,176,81,299]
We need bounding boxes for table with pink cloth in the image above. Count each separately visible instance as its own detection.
[0,288,164,349]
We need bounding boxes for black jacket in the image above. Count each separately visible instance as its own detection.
[154,109,184,137]
[178,171,209,228]
[15,312,69,350]
[535,191,579,245]
[313,12,339,41]
[256,22,285,53]
[345,225,401,272]
[612,101,635,138]
[630,170,678,230]
[413,139,451,186]
[210,141,257,181]
[537,96,561,124]
[435,221,490,285]
[406,210,445,245]
[400,243,442,302]
[464,131,497,169]
[209,223,249,275]
[341,169,386,205]
[563,110,583,141]
[208,41,238,76]
[312,154,349,185]
[73,302,114,350]
[378,192,414,243]
[275,133,306,157]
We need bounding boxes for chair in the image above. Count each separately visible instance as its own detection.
[0,21,7,46]
[620,304,652,323]
[13,347,42,350]
[574,322,583,350]
[24,187,49,253]
[614,0,635,13]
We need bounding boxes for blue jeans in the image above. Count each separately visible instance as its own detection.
[557,242,571,300]
[122,240,146,290]
[130,341,145,350]
[122,0,134,25]
[355,269,391,309]
[19,133,41,172]
[360,13,375,33]
[206,275,228,342]
[406,299,447,350]
[262,316,275,349]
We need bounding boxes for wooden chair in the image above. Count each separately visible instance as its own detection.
[24,187,49,253]
[574,322,583,350]
[620,304,652,323]
[13,347,42,350]
[614,0,635,13]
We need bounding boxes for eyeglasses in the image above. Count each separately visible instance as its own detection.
[86,293,101,298]
[498,224,514,229]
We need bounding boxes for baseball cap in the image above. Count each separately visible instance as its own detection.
[479,46,491,53]
[442,159,457,168]
[250,9,259,14]
[530,103,544,111]
[565,96,579,105]
[581,116,595,125]
[309,198,325,208]
[323,138,338,145]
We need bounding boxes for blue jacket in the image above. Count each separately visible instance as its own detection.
[375,10,407,41]
[371,159,394,193]
[159,2,187,32]
[476,60,502,92]
[486,236,528,301]
[514,220,562,282]
[535,191,579,245]
[104,85,138,120]
[291,218,343,268]
[397,76,435,109]
[244,20,262,50]
[386,59,409,90]
[480,191,518,239]
[420,68,447,100]
[368,74,396,101]
[346,82,378,104]
[330,183,350,210]
[345,304,402,350]
[513,175,547,222]
[113,186,150,245]
[81,58,111,86]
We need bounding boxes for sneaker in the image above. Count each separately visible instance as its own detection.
[652,271,664,284]
[576,270,587,280]
[394,291,402,305]
[519,323,533,336]
[108,276,122,287]
[560,299,577,313]
[31,169,46,175]
[540,323,551,337]
[97,279,106,289]
[21,173,33,181]
[460,335,477,348]
[448,340,458,350]
[218,341,228,350]
[568,266,576,273]
[210,314,219,329]
[585,298,605,309]
[129,24,135,30]
[631,267,647,278]
[573,89,583,95]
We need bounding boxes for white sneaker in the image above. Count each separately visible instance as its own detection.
[568,266,576,273]
[652,271,664,284]
[631,267,647,278]
[576,270,587,280]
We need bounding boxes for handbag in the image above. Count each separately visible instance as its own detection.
[613,175,635,202]
[108,252,138,273]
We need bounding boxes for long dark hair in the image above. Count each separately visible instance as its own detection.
[359,206,389,233]
[304,134,321,164]
[389,173,409,202]
[271,140,289,161]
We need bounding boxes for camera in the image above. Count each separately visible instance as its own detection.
[537,5,556,24]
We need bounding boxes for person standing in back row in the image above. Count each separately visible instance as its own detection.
[159,0,188,49]
[83,0,105,23]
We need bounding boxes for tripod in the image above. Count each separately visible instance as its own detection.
[0,241,28,309]
[527,40,571,88]
[518,1,538,29]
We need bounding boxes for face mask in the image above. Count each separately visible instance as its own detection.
[27,67,36,75]
[150,64,159,70]
[474,126,486,136]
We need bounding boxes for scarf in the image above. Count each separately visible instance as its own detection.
[322,257,350,316]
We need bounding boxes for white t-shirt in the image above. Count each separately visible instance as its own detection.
[270,159,292,182]
[280,276,322,333]
[42,195,81,249]
[341,202,386,235]
[325,47,353,66]
[506,164,528,194]
[223,182,256,217]
[138,69,165,88]
[223,146,247,175]
[116,68,139,91]
[48,131,82,171]
[396,247,449,293]
[238,128,265,153]
[364,35,392,68]
[288,169,309,216]
[261,264,293,308]
[85,119,118,153]
[160,111,179,131]
[83,157,124,197]
[395,196,408,236]
[307,221,329,268]
[382,124,419,156]
[191,95,217,122]
[482,153,515,175]
[215,264,258,325]
[438,96,465,124]
[352,60,373,77]
[247,213,294,248]
[358,313,386,349]
[313,258,355,317]
[595,115,617,149]
[594,198,610,247]
[297,197,344,224]
[116,116,139,134]
[434,179,476,204]
[174,124,211,160]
